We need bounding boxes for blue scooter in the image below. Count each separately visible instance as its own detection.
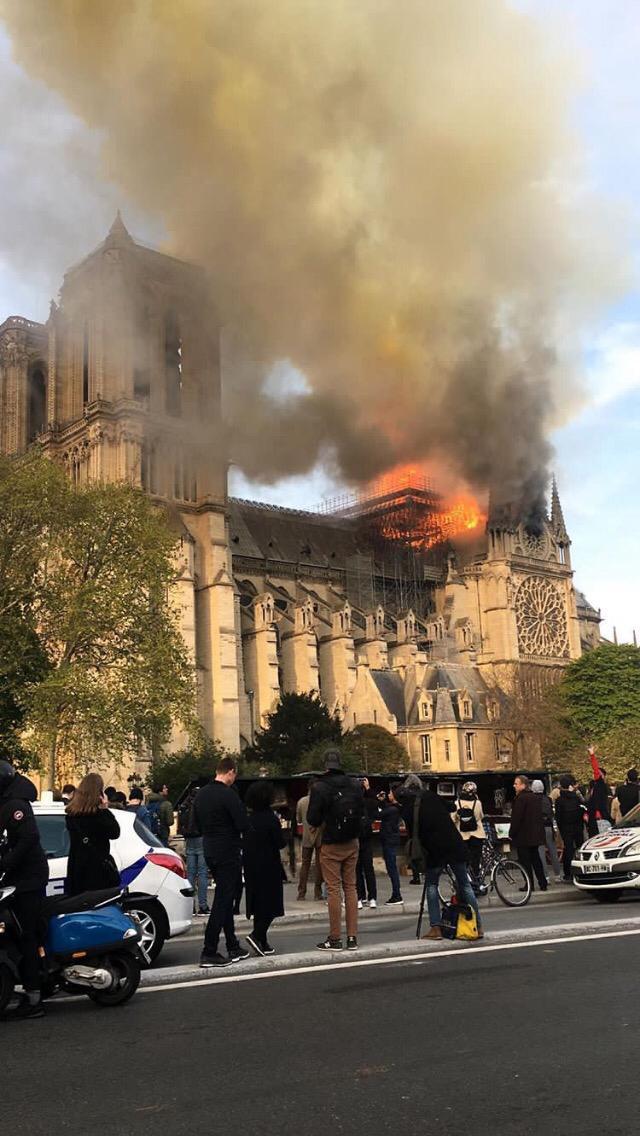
[0,884,148,1013]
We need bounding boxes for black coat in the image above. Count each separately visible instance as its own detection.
[418,790,466,868]
[380,802,402,847]
[0,774,48,894]
[616,782,640,818]
[65,809,121,895]
[244,808,286,922]
[509,790,545,847]
[555,790,585,836]
[193,780,246,863]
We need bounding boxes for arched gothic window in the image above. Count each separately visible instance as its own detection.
[28,364,47,441]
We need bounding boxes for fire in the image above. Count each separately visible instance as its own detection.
[371,463,486,551]
[431,494,485,546]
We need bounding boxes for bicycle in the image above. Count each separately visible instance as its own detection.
[437,840,531,907]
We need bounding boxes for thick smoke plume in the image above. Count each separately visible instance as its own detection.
[0,1,622,520]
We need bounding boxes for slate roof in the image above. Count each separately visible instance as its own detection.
[370,670,407,728]
[229,498,363,568]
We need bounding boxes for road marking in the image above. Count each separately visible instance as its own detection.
[140,926,640,995]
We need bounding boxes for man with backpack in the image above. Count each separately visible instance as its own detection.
[178,787,210,916]
[307,749,364,951]
[146,782,174,847]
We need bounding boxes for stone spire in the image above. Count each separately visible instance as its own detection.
[550,475,568,541]
[104,210,133,248]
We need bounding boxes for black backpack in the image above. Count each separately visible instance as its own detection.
[328,783,363,842]
[457,800,477,834]
[145,799,162,837]
[177,792,200,838]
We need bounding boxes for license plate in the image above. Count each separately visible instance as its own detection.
[584,861,612,874]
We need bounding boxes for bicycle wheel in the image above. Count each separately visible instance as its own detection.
[492,859,531,906]
[437,867,456,905]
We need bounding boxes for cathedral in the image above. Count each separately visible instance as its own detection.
[0,218,602,776]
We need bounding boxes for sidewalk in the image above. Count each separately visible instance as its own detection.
[183,875,580,936]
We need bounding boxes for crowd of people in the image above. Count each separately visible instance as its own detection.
[2,743,639,1015]
[173,749,489,966]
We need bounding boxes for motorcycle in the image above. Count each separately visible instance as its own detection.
[0,884,148,1013]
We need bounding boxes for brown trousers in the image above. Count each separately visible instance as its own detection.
[297,844,323,899]
[320,840,359,939]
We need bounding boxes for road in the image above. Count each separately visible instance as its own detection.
[157,890,639,968]
[6,925,640,1136]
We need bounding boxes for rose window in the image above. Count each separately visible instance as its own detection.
[515,576,569,658]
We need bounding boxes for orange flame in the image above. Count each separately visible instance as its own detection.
[371,463,486,550]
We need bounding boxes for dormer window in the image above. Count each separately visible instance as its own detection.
[418,697,432,722]
[463,700,471,718]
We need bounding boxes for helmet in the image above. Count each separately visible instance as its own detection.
[461,781,477,795]
[0,760,16,796]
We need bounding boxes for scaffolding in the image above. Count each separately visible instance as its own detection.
[326,474,447,617]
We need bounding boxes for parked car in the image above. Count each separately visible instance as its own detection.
[572,804,640,901]
[33,800,194,962]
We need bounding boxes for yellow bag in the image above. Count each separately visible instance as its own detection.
[455,906,479,941]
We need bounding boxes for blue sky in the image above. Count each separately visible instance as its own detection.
[0,3,638,641]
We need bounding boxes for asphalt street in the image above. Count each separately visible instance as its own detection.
[6,928,640,1136]
[158,890,640,968]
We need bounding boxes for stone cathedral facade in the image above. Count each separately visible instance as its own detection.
[0,219,601,777]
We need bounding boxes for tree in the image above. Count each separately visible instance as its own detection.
[252,691,342,775]
[0,453,196,787]
[0,454,66,762]
[559,643,640,741]
[341,723,407,774]
[143,738,234,804]
[487,664,575,769]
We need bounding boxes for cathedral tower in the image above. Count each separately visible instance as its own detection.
[0,216,239,753]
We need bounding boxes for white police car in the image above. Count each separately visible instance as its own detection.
[33,799,194,962]
[572,803,640,901]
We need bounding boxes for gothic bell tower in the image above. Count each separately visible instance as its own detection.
[476,481,582,670]
[0,216,240,753]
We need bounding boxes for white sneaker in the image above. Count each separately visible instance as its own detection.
[357,899,363,910]
[369,899,377,909]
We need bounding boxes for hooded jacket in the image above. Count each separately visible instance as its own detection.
[0,773,49,893]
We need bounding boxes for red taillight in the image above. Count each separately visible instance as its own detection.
[145,852,187,879]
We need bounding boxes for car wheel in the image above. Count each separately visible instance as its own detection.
[126,900,167,965]
[592,891,622,903]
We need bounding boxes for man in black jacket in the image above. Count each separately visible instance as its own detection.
[555,774,586,882]
[0,759,49,1019]
[509,775,547,892]
[418,787,482,940]
[308,750,364,951]
[194,757,249,968]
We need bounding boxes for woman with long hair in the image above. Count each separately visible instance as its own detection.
[243,780,286,957]
[65,772,121,895]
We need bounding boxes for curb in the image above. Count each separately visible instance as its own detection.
[141,913,640,988]
[179,884,582,939]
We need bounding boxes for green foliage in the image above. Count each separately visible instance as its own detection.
[341,723,407,773]
[598,723,640,784]
[0,453,196,787]
[559,644,640,742]
[252,691,342,775]
[0,454,66,762]
[144,739,233,804]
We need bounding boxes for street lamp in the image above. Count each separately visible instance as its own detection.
[247,689,255,746]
